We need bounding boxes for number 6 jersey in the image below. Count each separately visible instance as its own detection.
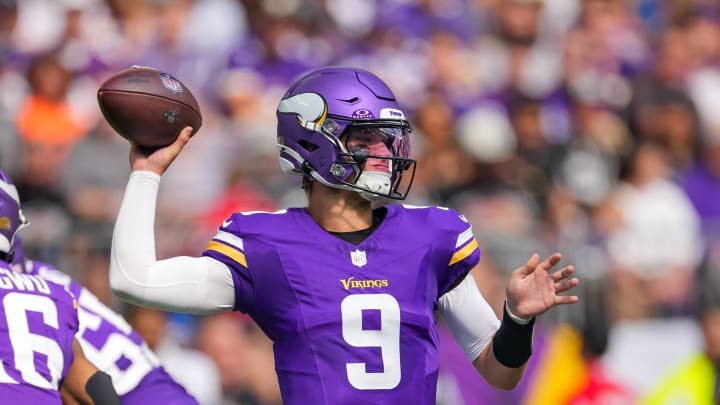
[203,204,481,404]
[22,260,200,404]
[0,263,79,404]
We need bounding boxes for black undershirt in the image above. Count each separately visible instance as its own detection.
[330,207,388,245]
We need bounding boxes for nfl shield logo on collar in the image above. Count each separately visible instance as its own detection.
[350,249,367,267]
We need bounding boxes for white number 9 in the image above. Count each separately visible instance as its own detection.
[340,293,401,390]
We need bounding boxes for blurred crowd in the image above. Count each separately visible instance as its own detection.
[1,0,720,403]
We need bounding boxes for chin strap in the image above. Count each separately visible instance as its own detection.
[356,171,392,201]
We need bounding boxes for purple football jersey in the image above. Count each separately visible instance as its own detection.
[0,261,79,404]
[203,204,480,404]
[24,261,199,404]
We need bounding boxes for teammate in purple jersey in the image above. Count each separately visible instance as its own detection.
[0,170,121,405]
[15,256,201,404]
[109,66,580,404]
[0,187,200,401]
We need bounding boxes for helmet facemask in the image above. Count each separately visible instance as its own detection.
[334,123,416,201]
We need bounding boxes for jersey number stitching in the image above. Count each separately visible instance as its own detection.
[340,293,401,390]
[0,293,65,389]
[77,292,160,395]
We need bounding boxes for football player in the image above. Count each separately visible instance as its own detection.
[0,170,120,404]
[0,174,202,404]
[109,66,579,403]
[16,251,203,404]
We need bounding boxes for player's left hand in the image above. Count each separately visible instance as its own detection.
[505,253,579,320]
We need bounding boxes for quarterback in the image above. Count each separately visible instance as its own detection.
[109,66,579,404]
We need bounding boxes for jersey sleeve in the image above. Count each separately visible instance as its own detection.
[45,278,80,335]
[201,214,256,313]
[432,207,481,297]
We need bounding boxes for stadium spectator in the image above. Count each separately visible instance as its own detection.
[195,313,281,405]
[639,260,720,404]
[15,53,88,201]
[606,140,702,319]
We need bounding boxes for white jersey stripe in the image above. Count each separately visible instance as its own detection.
[455,227,474,248]
[213,230,245,251]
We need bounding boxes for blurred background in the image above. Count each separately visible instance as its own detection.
[2,0,720,403]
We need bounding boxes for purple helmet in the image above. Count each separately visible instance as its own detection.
[0,170,27,256]
[276,67,416,200]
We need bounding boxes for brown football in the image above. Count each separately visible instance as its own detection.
[97,66,202,149]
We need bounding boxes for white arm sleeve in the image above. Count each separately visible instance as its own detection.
[438,274,501,362]
[109,171,236,314]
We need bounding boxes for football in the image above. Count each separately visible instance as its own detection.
[97,66,202,149]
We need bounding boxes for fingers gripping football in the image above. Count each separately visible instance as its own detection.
[130,127,193,175]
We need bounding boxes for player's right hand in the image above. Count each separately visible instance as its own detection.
[129,126,193,175]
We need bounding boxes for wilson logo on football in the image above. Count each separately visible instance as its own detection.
[159,72,183,94]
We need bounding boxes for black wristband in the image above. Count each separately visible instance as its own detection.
[492,302,535,368]
[86,371,121,405]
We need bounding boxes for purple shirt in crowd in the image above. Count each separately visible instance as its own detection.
[681,162,720,239]
[203,204,480,404]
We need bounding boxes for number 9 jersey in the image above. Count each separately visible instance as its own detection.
[202,204,481,404]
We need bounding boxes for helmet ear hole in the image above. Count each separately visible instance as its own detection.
[298,140,319,152]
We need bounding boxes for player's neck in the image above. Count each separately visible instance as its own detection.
[306,185,373,232]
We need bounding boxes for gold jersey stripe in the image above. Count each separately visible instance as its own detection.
[207,241,247,268]
[449,238,479,266]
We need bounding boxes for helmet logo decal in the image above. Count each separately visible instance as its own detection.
[278,93,328,131]
[352,109,374,119]
[379,108,405,120]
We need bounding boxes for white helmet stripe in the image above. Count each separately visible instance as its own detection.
[0,236,9,254]
[0,180,19,204]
